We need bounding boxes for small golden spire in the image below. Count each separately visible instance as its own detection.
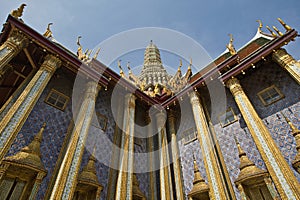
[43,23,53,38]
[11,4,26,19]
[277,18,292,32]
[266,26,278,37]
[256,20,263,33]
[178,59,182,71]
[87,49,92,59]
[93,48,101,59]
[188,58,192,70]
[272,26,283,36]
[226,34,237,55]
[118,60,124,77]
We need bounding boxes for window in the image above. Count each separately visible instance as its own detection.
[45,89,69,111]
[219,107,237,127]
[183,127,197,145]
[257,85,284,106]
[0,177,27,200]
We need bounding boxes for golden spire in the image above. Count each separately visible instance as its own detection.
[178,59,182,72]
[272,26,283,36]
[266,26,278,38]
[4,123,46,170]
[256,20,263,33]
[226,34,237,55]
[234,137,265,183]
[188,58,192,70]
[132,173,146,199]
[188,155,209,198]
[93,48,101,59]
[43,23,53,38]
[11,4,26,19]
[282,112,300,173]
[277,18,292,32]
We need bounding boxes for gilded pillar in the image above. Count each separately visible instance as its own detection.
[226,77,300,199]
[189,91,227,200]
[147,114,157,200]
[0,29,28,72]
[237,184,248,200]
[50,81,100,200]
[115,93,136,200]
[272,48,300,84]
[156,112,173,200]
[0,54,61,161]
[264,176,280,199]
[107,98,124,200]
[168,110,184,200]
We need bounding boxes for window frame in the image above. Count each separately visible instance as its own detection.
[183,127,198,145]
[218,107,238,127]
[44,89,69,111]
[257,85,284,106]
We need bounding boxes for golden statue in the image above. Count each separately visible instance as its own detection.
[226,34,237,55]
[43,23,53,38]
[11,4,26,19]
[256,20,263,33]
[154,84,160,95]
[277,18,292,32]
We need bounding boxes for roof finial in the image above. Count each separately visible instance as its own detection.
[226,34,237,55]
[127,62,131,72]
[93,48,101,59]
[272,26,283,36]
[266,26,277,38]
[11,4,26,19]
[256,20,263,33]
[43,23,53,38]
[277,18,292,32]
[118,60,124,77]
[178,59,182,72]
[77,36,85,60]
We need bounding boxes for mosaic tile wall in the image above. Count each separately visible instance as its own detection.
[176,99,208,199]
[5,69,74,199]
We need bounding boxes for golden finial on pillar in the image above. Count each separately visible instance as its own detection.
[277,18,292,32]
[226,34,237,55]
[256,20,263,33]
[93,48,101,59]
[281,112,300,173]
[272,26,283,36]
[118,60,124,77]
[11,4,26,19]
[178,59,182,72]
[127,62,131,72]
[87,49,92,59]
[266,26,278,38]
[43,23,53,38]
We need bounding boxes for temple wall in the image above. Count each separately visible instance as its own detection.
[5,69,74,199]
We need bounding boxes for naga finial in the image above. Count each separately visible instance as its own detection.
[266,26,277,38]
[11,4,26,19]
[277,18,292,32]
[256,20,263,33]
[272,26,283,36]
[43,23,53,38]
[76,36,85,60]
[226,34,237,55]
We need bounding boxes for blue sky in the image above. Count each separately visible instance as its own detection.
[1,1,300,73]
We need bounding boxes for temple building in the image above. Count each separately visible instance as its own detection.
[0,4,300,200]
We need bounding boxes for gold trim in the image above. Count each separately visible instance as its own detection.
[257,85,284,106]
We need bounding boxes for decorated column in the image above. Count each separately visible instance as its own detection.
[50,81,100,200]
[156,112,173,200]
[0,29,28,73]
[189,91,227,200]
[0,54,61,161]
[167,110,184,200]
[226,77,300,199]
[272,48,300,84]
[115,93,136,200]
